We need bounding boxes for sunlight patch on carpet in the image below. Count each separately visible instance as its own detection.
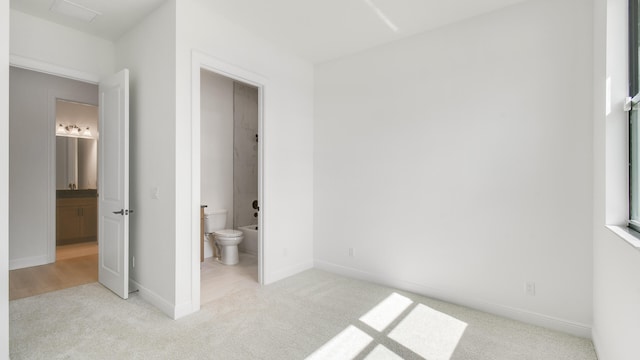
[359,292,413,332]
[364,344,404,359]
[305,325,373,360]
[388,303,467,360]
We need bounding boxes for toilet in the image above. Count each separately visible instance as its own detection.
[204,209,244,265]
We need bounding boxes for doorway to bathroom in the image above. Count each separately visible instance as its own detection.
[55,98,99,252]
[199,70,260,304]
[193,53,265,307]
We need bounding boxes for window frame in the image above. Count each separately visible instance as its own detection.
[629,0,640,232]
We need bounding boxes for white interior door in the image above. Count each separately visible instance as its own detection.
[98,69,130,299]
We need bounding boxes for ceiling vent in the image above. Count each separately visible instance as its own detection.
[49,0,101,23]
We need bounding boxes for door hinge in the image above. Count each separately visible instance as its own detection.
[625,94,640,111]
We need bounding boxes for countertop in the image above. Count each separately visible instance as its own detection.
[57,189,98,198]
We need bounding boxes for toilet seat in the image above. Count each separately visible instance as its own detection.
[214,229,243,238]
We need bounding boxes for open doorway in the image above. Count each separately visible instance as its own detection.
[191,52,266,310]
[8,67,100,300]
[52,99,99,289]
[199,70,260,304]
[55,99,99,261]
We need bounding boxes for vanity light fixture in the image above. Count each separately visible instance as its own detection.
[56,124,95,139]
[66,125,81,136]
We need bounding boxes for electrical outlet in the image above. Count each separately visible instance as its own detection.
[525,281,536,296]
[152,187,160,199]
[349,248,355,257]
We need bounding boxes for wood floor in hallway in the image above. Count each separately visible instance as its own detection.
[9,244,259,303]
[9,242,98,300]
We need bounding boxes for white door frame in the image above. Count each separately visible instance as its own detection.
[10,55,100,84]
[190,50,266,310]
[9,55,99,265]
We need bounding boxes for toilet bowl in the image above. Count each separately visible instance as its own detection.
[214,229,244,265]
[204,209,244,265]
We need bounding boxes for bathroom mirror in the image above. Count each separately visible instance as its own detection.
[56,136,97,190]
[55,99,98,190]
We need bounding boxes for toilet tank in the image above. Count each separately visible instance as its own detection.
[204,209,228,233]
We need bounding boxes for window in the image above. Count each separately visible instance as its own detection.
[630,0,640,231]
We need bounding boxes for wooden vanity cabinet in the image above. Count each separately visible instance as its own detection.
[56,197,98,245]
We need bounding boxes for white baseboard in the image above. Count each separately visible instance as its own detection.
[264,260,314,285]
[129,279,181,319]
[174,301,197,319]
[314,260,592,339]
[240,249,258,256]
[9,255,49,270]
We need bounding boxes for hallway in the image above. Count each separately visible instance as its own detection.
[9,242,98,300]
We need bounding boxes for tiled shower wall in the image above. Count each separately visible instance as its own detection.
[233,82,259,229]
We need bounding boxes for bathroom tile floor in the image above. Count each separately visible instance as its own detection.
[200,252,259,305]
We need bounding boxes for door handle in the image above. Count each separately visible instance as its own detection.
[113,209,124,215]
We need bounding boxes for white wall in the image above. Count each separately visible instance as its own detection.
[1,0,9,357]
[115,0,178,316]
[9,67,98,270]
[176,0,315,314]
[201,70,234,230]
[314,0,593,337]
[10,9,115,81]
[592,0,640,358]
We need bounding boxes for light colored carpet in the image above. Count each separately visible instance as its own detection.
[9,269,596,359]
